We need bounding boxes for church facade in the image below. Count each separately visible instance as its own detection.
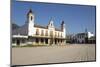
[12,9,66,46]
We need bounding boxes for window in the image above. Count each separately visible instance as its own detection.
[50,31,53,37]
[41,30,44,36]
[58,32,59,37]
[51,24,52,26]
[45,30,48,36]
[31,16,33,20]
[36,29,39,35]
[61,33,63,37]
[55,32,57,37]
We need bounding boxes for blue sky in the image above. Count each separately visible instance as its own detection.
[11,0,96,34]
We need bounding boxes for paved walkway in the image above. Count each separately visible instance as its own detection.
[12,44,96,66]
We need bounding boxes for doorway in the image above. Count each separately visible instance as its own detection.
[17,39,20,46]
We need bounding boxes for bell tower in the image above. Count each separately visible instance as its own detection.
[27,9,35,23]
[61,21,66,38]
[48,17,55,29]
[27,9,35,36]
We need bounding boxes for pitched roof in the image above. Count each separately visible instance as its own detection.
[34,23,62,31]
[27,9,34,16]
[55,27,61,31]
[34,24,47,29]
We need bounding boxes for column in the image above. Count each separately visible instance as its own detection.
[43,38,45,45]
[53,39,55,45]
[33,38,35,45]
[63,40,66,45]
[60,40,62,45]
[56,39,58,45]
[15,39,17,46]
[62,40,64,45]
[19,39,21,46]
[59,40,61,45]
[39,38,41,45]
[58,39,59,45]
[48,39,50,46]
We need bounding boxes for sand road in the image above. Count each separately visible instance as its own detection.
[12,44,96,65]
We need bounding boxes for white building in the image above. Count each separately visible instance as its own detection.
[12,9,66,46]
[75,32,94,43]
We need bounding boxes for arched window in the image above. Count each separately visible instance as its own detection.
[61,33,63,37]
[58,32,59,37]
[41,30,44,36]
[36,29,39,35]
[55,32,57,37]
[31,16,33,21]
[50,31,53,37]
[45,30,48,36]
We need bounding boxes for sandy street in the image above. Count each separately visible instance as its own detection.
[12,44,96,66]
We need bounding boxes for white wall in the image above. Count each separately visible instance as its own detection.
[28,13,35,36]
[34,27,65,38]
[88,32,94,38]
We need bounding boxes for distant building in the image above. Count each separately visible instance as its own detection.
[12,9,66,46]
[88,36,96,44]
[75,32,95,44]
[66,34,75,43]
